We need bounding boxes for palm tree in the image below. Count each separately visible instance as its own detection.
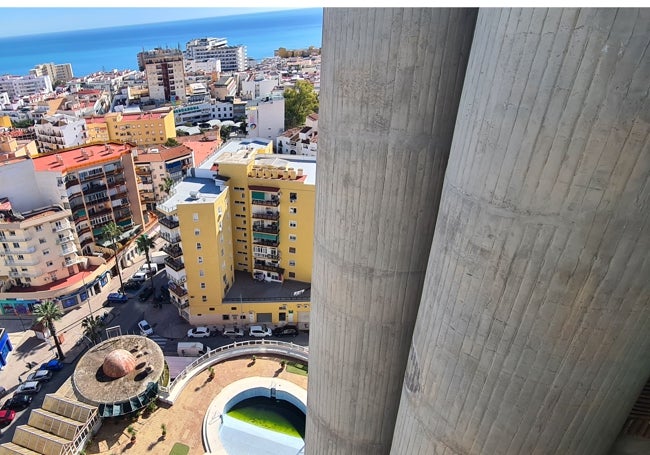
[102,222,125,294]
[159,177,174,195]
[33,300,65,360]
[136,234,155,291]
[81,315,105,345]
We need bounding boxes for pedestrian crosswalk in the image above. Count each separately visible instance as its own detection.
[149,335,168,349]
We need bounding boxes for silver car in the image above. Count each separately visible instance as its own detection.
[16,381,41,395]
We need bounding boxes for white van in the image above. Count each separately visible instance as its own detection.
[177,342,206,357]
[131,271,147,282]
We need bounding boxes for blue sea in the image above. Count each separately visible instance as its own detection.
[0,8,323,78]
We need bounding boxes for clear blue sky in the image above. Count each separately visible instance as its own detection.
[0,7,298,38]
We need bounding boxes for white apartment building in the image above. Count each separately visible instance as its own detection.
[0,75,53,100]
[0,200,83,288]
[139,48,187,103]
[240,73,281,100]
[34,114,87,153]
[185,58,221,74]
[30,62,74,83]
[276,125,318,157]
[246,93,285,141]
[174,100,235,125]
[185,37,247,72]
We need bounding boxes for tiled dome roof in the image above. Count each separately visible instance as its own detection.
[102,349,137,378]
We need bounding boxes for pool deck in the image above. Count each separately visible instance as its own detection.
[86,357,308,454]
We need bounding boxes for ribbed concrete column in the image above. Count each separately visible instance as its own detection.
[391,8,650,455]
[306,8,477,455]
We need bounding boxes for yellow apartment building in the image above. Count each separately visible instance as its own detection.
[157,138,314,328]
[84,107,176,146]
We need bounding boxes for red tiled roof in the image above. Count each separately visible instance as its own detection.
[31,142,132,172]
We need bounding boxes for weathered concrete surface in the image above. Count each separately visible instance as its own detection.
[391,8,650,455]
[306,8,477,455]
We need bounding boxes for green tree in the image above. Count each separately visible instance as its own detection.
[159,176,174,195]
[284,80,319,129]
[102,222,125,294]
[33,300,65,360]
[164,138,180,147]
[136,234,156,291]
[81,315,106,345]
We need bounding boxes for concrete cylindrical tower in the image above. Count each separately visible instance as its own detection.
[307,8,478,455]
[391,8,650,455]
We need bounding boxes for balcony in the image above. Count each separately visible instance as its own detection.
[251,211,280,221]
[56,234,75,245]
[79,171,103,182]
[167,280,188,297]
[107,176,126,187]
[103,165,123,175]
[9,270,40,278]
[82,183,107,195]
[4,257,39,266]
[52,221,72,232]
[65,177,80,189]
[251,197,280,207]
[252,223,279,235]
[77,226,92,236]
[253,263,285,275]
[61,244,78,255]
[159,217,180,229]
[252,238,279,248]
[162,243,183,258]
[81,237,94,248]
[3,245,36,254]
[253,250,280,261]
[164,256,185,272]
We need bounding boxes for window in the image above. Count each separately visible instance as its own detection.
[193,213,199,221]
[46,261,53,267]
[202,296,207,302]
[289,247,296,254]
[201,282,206,289]
[199,269,205,277]
[279,312,286,321]
[35,225,43,232]
[198,256,203,264]
[289,221,297,228]
[289,235,297,242]
[43,249,50,255]
[194,228,200,236]
[39,238,47,245]
[290,192,297,202]
[289,207,297,214]
[222,314,230,321]
[240,315,247,320]
[13,242,19,248]
[196,242,202,250]
[289,260,296,267]
[289,272,296,278]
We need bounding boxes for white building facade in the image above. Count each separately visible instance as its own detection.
[0,75,53,100]
[185,37,247,72]
[246,94,285,141]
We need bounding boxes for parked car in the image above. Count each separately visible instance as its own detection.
[123,280,142,291]
[187,327,211,338]
[0,408,16,425]
[249,325,272,338]
[40,359,64,371]
[138,320,154,336]
[139,287,154,302]
[15,381,41,395]
[131,272,148,282]
[1,394,32,411]
[26,369,53,383]
[222,327,244,338]
[106,292,128,305]
[272,325,300,338]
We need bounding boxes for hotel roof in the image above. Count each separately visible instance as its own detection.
[31,142,131,173]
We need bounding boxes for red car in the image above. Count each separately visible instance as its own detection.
[0,409,16,425]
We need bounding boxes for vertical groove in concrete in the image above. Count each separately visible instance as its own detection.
[391,8,650,455]
[306,8,478,455]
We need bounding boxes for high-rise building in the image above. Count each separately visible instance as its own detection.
[138,48,187,103]
[0,74,52,100]
[185,38,247,72]
[157,139,314,326]
[308,7,650,455]
[30,62,74,83]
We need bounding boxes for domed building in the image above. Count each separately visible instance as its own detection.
[72,334,165,417]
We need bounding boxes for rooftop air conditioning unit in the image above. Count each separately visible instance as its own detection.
[189,191,199,199]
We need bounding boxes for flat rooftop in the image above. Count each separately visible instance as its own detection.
[31,142,130,172]
[157,176,227,213]
[224,271,311,302]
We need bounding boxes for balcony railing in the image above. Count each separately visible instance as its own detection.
[252,224,279,235]
[65,178,80,189]
[253,263,285,275]
[165,256,185,272]
[3,245,36,254]
[252,238,279,247]
[159,217,180,229]
[56,235,75,245]
[253,251,280,261]
[251,198,280,207]
[82,183,107,195]
[162,243,183,258]
[251,211,280,221]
